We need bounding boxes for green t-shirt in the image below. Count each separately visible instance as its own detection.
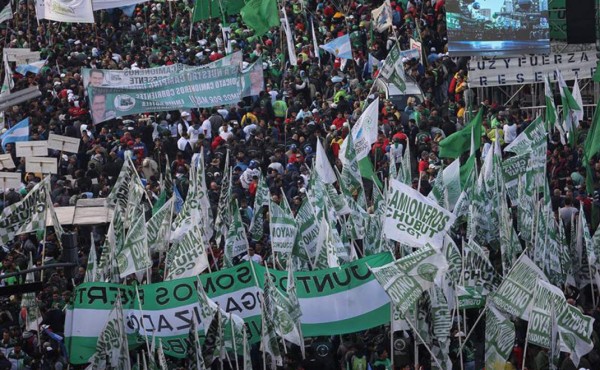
[371,358,392,370]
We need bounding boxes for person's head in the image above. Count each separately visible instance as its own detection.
[248,247,255,256]
[92,94,107,123]
[89,69,104,87]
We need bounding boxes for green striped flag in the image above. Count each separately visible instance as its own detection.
[66,254,393,364]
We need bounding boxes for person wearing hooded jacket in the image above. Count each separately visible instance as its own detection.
[240,160,261,189]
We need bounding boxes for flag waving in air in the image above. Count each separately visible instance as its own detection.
[320,34,353,60]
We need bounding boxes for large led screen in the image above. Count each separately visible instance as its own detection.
[446,0,550,56]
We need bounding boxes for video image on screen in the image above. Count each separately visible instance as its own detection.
[446,0,550,56]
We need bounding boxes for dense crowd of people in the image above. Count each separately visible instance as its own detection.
[0,0,597,369]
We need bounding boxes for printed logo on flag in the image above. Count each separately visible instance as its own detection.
[114,95,136,112]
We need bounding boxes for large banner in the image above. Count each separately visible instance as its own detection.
[65,253,393,364]
[467,51,598,87]
[81,52,243,87]
[384,179,455,248]
[88,66,243,124]
[35,0,94,23]
[446,0,550,56]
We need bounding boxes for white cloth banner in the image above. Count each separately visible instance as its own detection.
[467,51,598,87]
[384,179,456,249]
[35,0,94,23]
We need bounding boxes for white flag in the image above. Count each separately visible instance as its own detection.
[315,138,336,184]
[281,7,298,67]
[166,224,209,280]
[371,0,392,32]
[36,0,95,23]
[384,179,456,249]
[340,97,380,162]
[572,76,584,124]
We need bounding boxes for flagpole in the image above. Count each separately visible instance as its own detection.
[455,296,465,370]
[40,176,50,281]
[229,313,240,370]
[405,307,442,369]
[135,286,153,355]
[412,303,418,370]
[389,309,394,370]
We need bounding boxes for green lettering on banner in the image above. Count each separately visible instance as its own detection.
[66,253,393,364]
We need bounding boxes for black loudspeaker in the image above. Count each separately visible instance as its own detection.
[60,232,78,264]
[566,0,596,44]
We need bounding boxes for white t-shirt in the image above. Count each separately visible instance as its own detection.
[201,119,212,139]
[188,125,201,144]
[242,253,263,264]
[177,137,190,151]
[503,124,518,144]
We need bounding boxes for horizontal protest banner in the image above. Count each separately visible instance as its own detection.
[81,52,242,87]
[65,253,392,364]
[467,50,598,87]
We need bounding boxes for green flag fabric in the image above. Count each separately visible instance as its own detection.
[438,109,483,158]
[583,98,600,191]
[240,0,280,37]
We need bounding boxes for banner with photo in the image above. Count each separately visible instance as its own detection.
[446,0,549,56]
[467,50,598,87]
[81,52,242,87]
[88,66,243,124]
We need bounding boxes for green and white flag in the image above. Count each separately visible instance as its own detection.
[528,279,594,366]
[315,137,336,184]
[501,152,531,205]
[118,207,151,278]
[544,75,559,133]
[398,141,413,185]
[339,97,380,162]
[21,256,41,331]
[98,206,124,283]
[0,3,12,25]
[166,224,209,280]
[490,254,547,320]
[224,200,249,267]
[196,277,218,332]
[384,179,455,248]
[66,254,393,363]
[578,206,597,266]
[172,153,212,242]
[157,339,168,370]
[485,305,515,370]
[470,139,503,244]
[84,235,98,283]
[126,180,146,229]
[462,240,501,295]
[0,177,49,245]
[87,296,131,370]
[427,158,461,211]
[313,218,340,269]
[292,199,318,263]
[339,132,367,209]
[364,183,386,256]
[107,157,138,211]
[188,316,207,370]
[249,175,269,242]
[379,44,407,92]
[261,272,283,368]
[263,269,303,347]
[146,197,174,253]
[557,69,582,135]
[214,151,231,243]
[269,197,297,254]
[371,243,447,315]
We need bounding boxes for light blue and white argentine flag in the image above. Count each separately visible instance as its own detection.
[320,34,353,60]
[1,118,29,150]
[15,60,46,75]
